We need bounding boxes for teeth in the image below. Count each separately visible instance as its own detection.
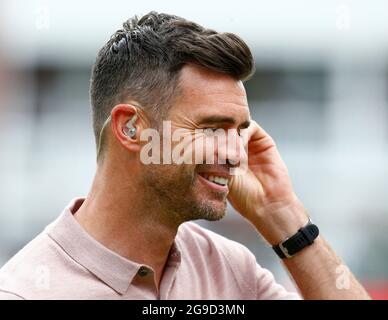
[199,173,229,186]
[208,175,228,186]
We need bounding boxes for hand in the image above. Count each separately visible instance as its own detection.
[227,120,309,244]
[228,122,371,300]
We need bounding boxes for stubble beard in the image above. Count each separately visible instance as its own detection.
[141,164,227,226]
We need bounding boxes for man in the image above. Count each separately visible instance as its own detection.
[0,11,370,300]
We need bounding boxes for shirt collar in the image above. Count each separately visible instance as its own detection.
[45,197,181,295]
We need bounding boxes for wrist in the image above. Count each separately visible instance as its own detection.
[272,218,319,259]
[251,198,310,246]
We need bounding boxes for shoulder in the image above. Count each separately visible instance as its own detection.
[0,230,57,296]
[0,225,80,299]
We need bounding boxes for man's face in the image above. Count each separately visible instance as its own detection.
[140,64,251,224]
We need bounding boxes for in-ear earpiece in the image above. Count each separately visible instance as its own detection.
[123,114,138,138]
[127,127,136,138]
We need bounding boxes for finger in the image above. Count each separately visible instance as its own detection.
[247,120,272,142]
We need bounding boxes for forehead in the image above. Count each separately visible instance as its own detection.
[171,64,249,120]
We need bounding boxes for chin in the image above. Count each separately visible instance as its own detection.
[204,211,226,222]
[195,198,227,222]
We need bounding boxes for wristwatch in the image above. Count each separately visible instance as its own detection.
[272,219,319,259]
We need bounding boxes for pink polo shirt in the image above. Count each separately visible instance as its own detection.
[0,198,300,300]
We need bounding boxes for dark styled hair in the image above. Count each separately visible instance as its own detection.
[90,11,254,156]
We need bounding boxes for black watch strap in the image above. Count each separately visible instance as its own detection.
[272,219,319,259]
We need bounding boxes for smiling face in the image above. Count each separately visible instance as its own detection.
[140,64,251,224]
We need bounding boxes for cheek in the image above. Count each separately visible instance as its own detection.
[160,164,196,184]
[189,134,215,164]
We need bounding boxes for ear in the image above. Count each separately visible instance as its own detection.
[110,104,143,153]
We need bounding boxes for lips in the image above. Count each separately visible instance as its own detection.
[196,172,230,192]
[198,173,229,186]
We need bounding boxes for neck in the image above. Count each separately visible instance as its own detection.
[74,157,179,288]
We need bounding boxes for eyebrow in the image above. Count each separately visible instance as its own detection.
[198,115,251,129]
